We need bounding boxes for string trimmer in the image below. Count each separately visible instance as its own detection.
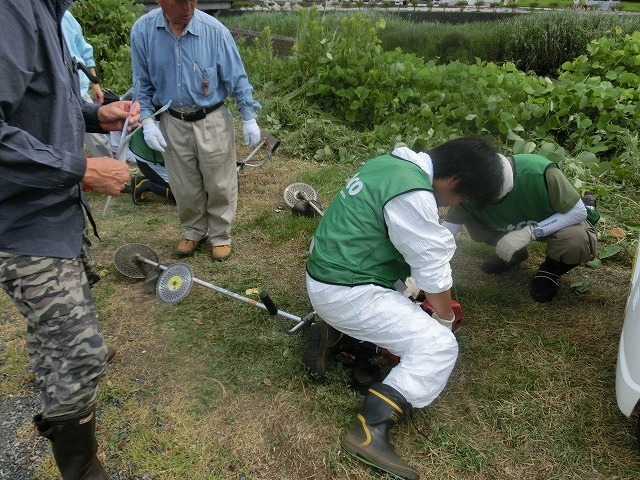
[113,243,315,334]
[283,182,324,217]
[236,134,281,174]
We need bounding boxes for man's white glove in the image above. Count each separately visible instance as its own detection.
[401,277,421,299]
[142,119,167,152]
[495,227,533,262]
[242,118,261,147]
[432,311,456,331]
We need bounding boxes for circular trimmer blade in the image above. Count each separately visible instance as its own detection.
[114,243,160,279]
[283,182,318,208]
[156,263,193,304]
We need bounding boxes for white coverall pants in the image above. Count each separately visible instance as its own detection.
[306,273,458,408]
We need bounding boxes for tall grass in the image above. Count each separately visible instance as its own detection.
[222,9,640,75]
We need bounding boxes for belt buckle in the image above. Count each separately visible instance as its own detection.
[180,111,188,121]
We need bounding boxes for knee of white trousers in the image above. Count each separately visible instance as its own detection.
[385,328,459,408]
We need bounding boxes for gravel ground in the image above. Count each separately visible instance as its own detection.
[0,384,150,480]
[0,385,45,480]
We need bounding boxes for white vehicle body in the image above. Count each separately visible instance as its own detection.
[616,231,640,448]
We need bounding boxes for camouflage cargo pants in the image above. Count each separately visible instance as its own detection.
[0,251,108,418]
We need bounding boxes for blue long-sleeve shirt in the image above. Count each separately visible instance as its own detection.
[0,0,101,258]
[61,10,95,98]
[130,8,261,121]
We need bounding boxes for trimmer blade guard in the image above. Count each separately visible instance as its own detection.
[283,182,318,208]
[114,243,160,279]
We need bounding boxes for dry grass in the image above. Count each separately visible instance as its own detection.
[1,143,640,479]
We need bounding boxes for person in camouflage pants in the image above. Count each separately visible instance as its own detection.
[0,251,108,417]
[0,2,139,478]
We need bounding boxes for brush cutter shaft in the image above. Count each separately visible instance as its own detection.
[243,139,267,163]
[237,134,280,171]
[259,291,314,334]
[134,254,311,333]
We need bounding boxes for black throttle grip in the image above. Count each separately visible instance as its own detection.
[259,290,279,316]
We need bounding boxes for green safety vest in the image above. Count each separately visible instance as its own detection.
[461,154,556,231]
[129,128,165,166]
[306,154,433,288]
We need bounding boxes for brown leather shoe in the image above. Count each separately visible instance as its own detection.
[211,245,232,261]
[176,238,205,256]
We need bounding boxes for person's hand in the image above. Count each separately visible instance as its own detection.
[142,119,167,152]
[431,311,456,331]
[92,83,105,105]
[495,227,533,262]
[422,298,464,332]
[242,118,261,147]
[82,157,130,196]
[97,100,140,131]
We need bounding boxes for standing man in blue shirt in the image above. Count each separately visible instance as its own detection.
[61,9,113,159]
[131,0,262,261]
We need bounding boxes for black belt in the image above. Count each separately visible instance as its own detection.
[167,102,224,122]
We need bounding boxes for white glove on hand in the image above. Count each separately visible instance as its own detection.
[242,118,261,147]
[142,119,167,152]
[401,277,421,300]
[432,311,456,331]
[495,227,533,262]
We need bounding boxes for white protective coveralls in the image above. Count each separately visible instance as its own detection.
[305,147,459,408]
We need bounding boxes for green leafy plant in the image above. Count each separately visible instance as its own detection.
[70,0,143,94]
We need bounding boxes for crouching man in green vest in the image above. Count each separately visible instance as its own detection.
[305,137,505,480]
[128,127,175,205]
[442,152,598,303]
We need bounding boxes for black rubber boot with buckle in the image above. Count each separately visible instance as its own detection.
[342,383,420,480]
[302,321,343,381]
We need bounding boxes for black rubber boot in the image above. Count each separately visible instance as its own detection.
[132,175,168,204]
[302,321,343,381]
[106,347,116,364]
[165,187,176,204]
[481,247,529,274]
[530,256,577,303]
[33,404,108,480]
[342,383,420,480]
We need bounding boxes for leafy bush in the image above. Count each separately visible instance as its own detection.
[223,10,640,77]
[287,12,455,129]
[70,0,143,94]
[549,29,640,178]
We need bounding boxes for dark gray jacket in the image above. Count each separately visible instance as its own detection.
[0,0,102,258]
